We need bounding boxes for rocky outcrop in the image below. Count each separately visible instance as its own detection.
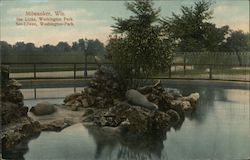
[1,118,41,150]
[1,65,28,125]
[1,65,72,152]
[64,61,200,135]
[63,65,126,111]
[2,117,74,151]
[1,65,38,151]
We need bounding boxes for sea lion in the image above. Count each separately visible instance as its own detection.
[30,102,57,116]
[125,89,158,110]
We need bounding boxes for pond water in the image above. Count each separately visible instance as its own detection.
[4,84,250,160]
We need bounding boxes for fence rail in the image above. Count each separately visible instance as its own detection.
[2,52,250,81]
[2,62,250,82]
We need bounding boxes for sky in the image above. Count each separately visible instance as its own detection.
[0,0,249,46]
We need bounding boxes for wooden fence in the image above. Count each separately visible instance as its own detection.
[2,52,250,81]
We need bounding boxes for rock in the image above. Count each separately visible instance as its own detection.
[90,102,172,135]
[1,102,28,125]
[185,92,200,106]
[126,89,158,110]
[71,101,81,111]
[7,79,22,89]
[30,102,57,116]
[122,107,170,134]
[86,95,95,106]
[181,101,192,111]
[165,88,182,98]
[171,99,191,111]
[64,92,81,103]
[81,98,89,107]
[1,118,41,150]
[65,99,75,106]
[82,108,94,117]
[166,109,181,124]
[3,88,24,106]
[41,120,70,131]
[82,115,94,122]
[99,116,109,126]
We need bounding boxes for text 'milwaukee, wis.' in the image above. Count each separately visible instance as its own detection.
[16,11,74,27]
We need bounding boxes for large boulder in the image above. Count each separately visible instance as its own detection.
[30,102,57,116]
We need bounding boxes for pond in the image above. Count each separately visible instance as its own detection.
[4,83,250,160]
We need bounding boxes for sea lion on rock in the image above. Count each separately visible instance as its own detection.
[125,89,158,110]
[30,102,57,116]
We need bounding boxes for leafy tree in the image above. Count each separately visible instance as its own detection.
[161,0,229,52]
[13,42,26,53]
[221,30,250,65]
[56,42,71,52]
[42,44,56,53]
[87,39,106,56]
[106,0,173,87]
[204,24,230,52]
[78,39,86,51]
[72,42,78,51]
[25,43,36,54]
[0,41,13,54]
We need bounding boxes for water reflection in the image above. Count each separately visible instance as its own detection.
[4,85,250,160]
[2,133,41,160]
[179,85,227,124]
[86,125,166,160]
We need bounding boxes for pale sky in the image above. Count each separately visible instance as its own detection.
[0,0,249,46]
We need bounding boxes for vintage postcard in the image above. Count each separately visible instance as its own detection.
[1,0,249,160]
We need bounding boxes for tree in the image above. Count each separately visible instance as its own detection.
[221,30,250,65]
[204,24,230,52]
[13,42,26,53]
[161,0,229,52]
[0,41,13,54]
[25,43,36,54]
[42,44,56,53]
[106,0,173,87]
[71,42,78,51]
[56,42,71,52]
[87,39,106,56]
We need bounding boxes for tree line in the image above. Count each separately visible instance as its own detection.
[0,38,106,56]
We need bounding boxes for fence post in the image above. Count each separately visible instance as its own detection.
[74,64,76,79]
[84,54,88,77]
[209,65,212,79]
[169,65,171,78]
[34,88,37,99]
[33,64,36,79]
[184,52,186,75]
